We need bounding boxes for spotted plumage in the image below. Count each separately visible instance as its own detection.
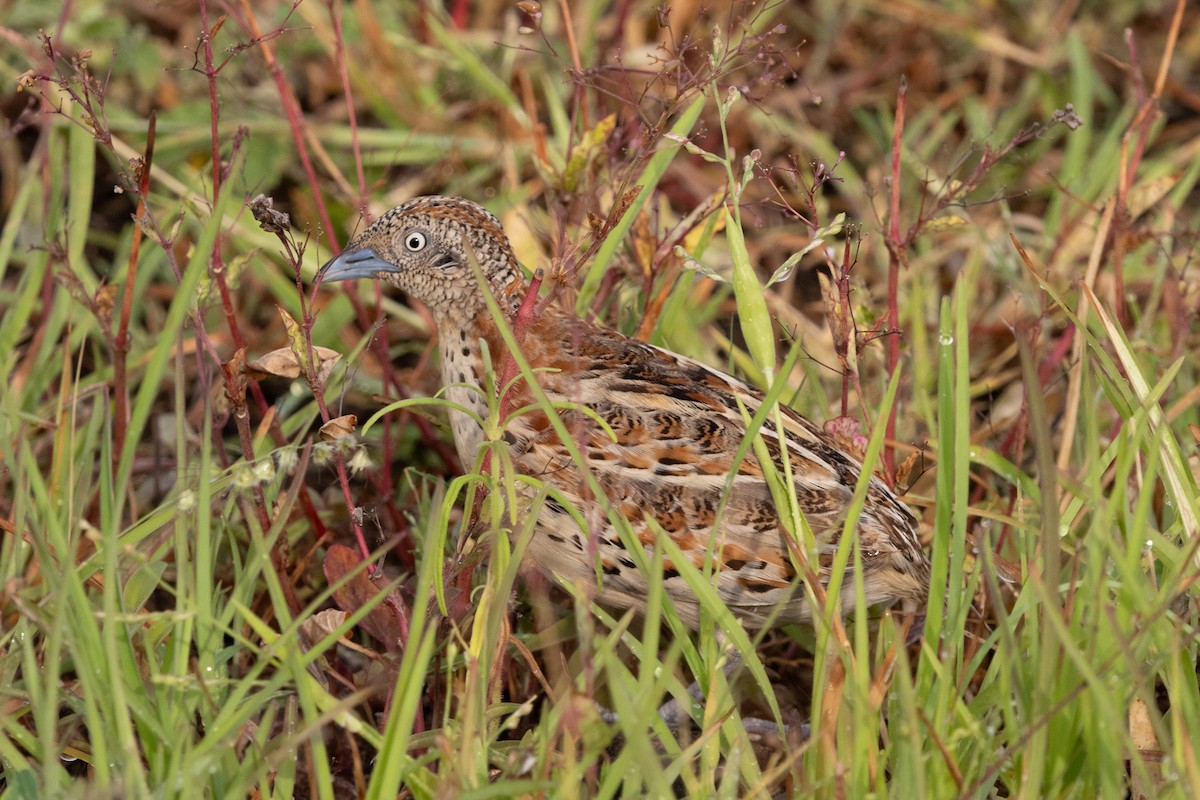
[320,196,930,627]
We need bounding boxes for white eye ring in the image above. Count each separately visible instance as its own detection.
[404,231,427,252]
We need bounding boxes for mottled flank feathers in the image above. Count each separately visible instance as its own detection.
[320,196,930,627]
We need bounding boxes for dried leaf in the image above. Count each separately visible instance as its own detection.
[1129,696,1160,752]
[632,209,655,278]
[895,447,927,491]
[324,545,405,652]
[249,194,290,235]
[247,345,340,381]
[818,271,858,375]
[248,347,302,379]
[1127,173,1178,220]
[606,185,643,237]
[319,414,357,441]
[299,610,350,654]
[94,283,119,318]
[312,347,342,385]
[277,305,310,377]
[223,347,247,405]
[251,308,341,384]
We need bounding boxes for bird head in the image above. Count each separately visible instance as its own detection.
[318,195,524,316]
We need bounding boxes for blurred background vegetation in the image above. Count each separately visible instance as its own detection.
[1,0,1198,797]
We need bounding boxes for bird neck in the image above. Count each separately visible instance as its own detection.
[433,313,488,470]
[433,282,529,470]
[433,281,568,470]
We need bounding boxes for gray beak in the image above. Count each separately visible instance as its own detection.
[318,246,394,283]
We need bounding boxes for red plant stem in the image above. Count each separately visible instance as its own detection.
[500,269,546,409]
[1112,7,1181,328]
[195,0,309,612]
[113,112,155,470]
[472,270,546,501]
[197,5,252,368]
[200,5,222,200]
[233,0,383,567]
[882,76,908,485]
[238,0,336,244]
[329,0,367,206]
[450,0,469,28]
[556,0,587,129]
[838,239,852,418]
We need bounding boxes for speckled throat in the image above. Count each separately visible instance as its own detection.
[435,313,502,471]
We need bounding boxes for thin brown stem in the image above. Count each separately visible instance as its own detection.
[113,112,155,471]
[882,76,908,484]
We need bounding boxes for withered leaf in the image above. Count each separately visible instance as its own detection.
[319,415,357,441]
[247,346,341,381]
[324,544,406,652]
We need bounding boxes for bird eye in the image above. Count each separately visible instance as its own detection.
[404,231,427,252]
